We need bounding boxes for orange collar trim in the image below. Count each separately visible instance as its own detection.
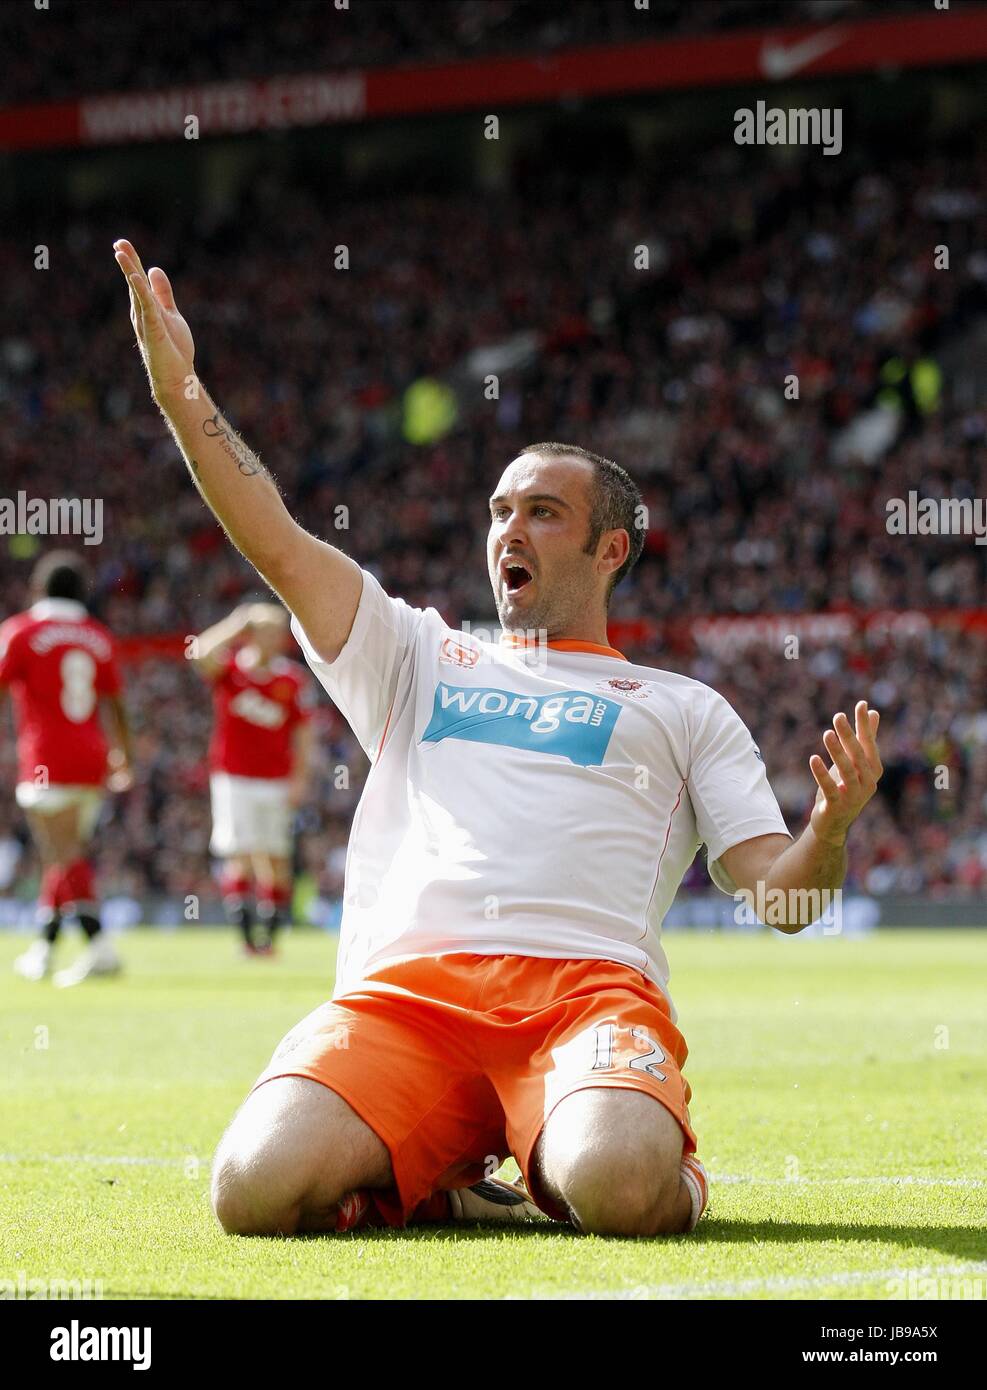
[499,635,628,661]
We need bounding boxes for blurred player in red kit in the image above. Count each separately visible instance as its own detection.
[192,603,313,954]
[0,552,132,986]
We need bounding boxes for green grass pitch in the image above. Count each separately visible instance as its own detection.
[1,927,984,1300]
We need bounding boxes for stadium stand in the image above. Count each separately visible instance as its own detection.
[0,8,985,915]
[0,0,932,106]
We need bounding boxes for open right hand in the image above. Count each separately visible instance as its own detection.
[113,239,196,400]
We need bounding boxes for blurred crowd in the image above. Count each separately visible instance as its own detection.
[1,129,986,907]
[0,0,930,108]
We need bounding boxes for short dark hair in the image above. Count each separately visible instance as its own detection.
[521,441,645,603]
[31,550,89,603]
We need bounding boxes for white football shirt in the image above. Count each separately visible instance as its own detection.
[292,569,791,1013]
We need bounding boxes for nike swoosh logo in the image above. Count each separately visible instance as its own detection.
[759,28,847,81]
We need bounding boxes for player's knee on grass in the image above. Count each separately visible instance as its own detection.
[211,1075,392,1236]
[537,1088,686,1237]
[211,1127,315,1237]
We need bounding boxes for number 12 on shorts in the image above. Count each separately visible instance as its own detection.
[591,1023,668,1081]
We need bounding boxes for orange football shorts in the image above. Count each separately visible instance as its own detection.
[250,951,697,1224]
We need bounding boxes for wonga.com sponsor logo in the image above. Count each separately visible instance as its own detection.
[421,683,621,766]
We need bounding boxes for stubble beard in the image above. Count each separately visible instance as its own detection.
[493,579,576,643]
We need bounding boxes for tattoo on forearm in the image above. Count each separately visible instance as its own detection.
[202,412,273,480]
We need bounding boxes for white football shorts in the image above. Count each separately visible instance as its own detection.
[209,773,292,857]
[16,782,104,840]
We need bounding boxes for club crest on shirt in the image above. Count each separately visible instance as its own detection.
[439,636,480,668]
[595,677,652,700]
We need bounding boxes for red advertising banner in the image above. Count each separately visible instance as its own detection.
[609,606,987,656]
[117,607,987,666]
[116,633,189,664]
[2,8,987,151]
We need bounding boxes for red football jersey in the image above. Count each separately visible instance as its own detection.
[208,651,311,778]
[0,599,122,786]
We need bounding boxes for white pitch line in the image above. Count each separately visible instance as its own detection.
[0,1153,210,1167]
[526,1262,987,1302]
[711,1174,985,1188]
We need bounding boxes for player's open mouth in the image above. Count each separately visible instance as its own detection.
[502,560,533,593]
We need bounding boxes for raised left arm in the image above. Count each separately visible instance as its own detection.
[718,701,882,932]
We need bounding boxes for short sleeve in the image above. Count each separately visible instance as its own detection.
[289,568,424,760]
[0,621,23,685]
[688,688,792,895]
